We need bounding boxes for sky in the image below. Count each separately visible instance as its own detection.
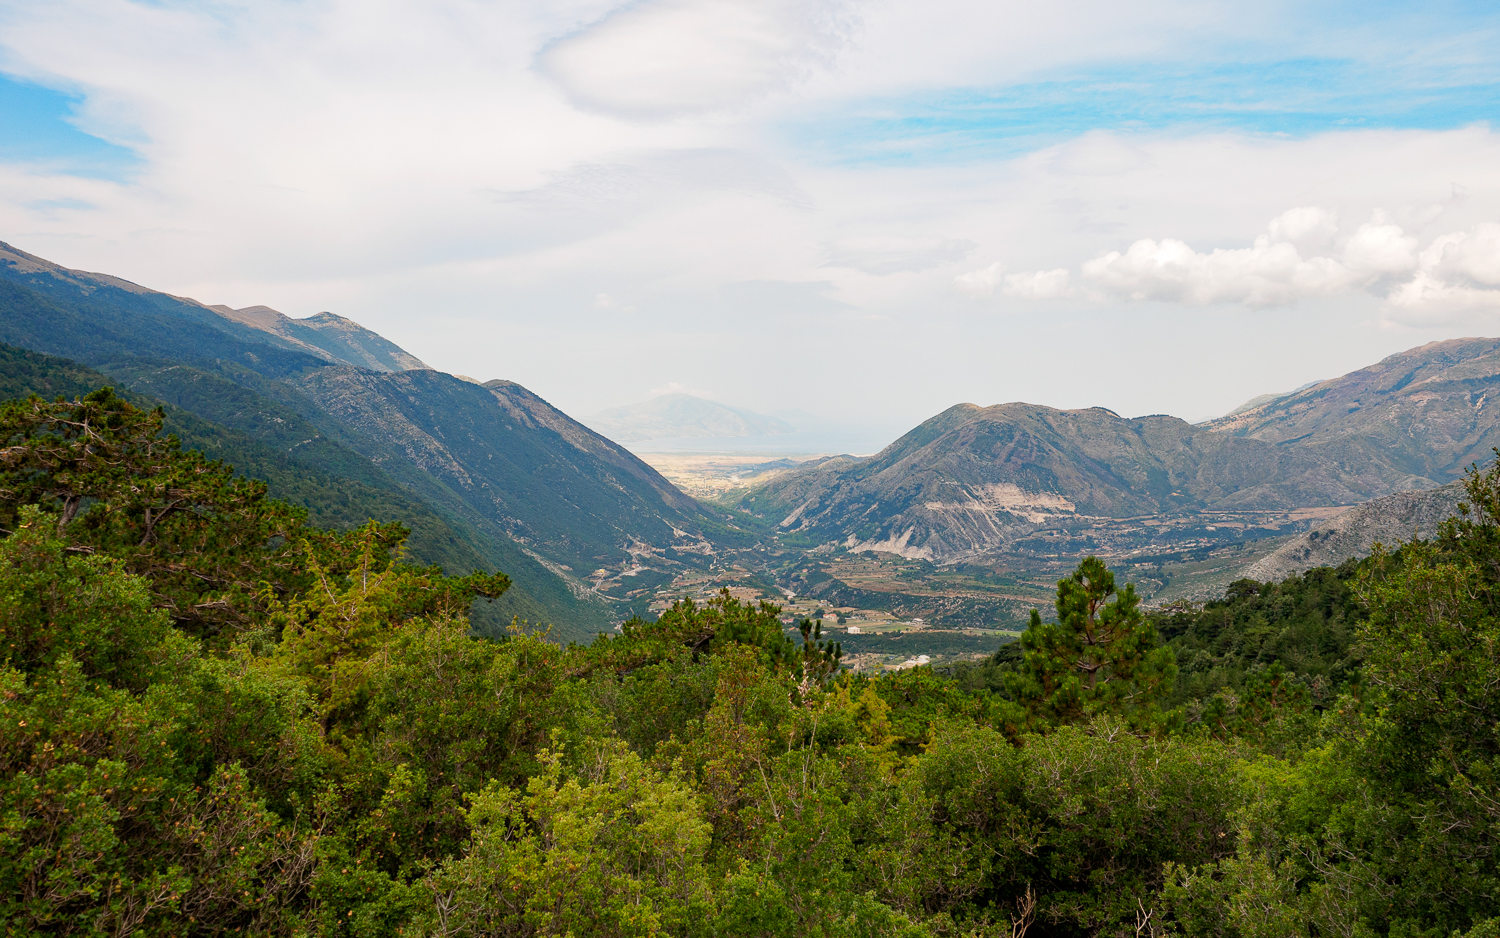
[2,0,1500,449]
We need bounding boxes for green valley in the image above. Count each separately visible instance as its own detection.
[3,241,1500,936]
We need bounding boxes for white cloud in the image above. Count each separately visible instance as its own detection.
[539,0,859,119]
[3,0,1500,427]
[1422,222,1500,286]
[1385,272,1500,317]
[954,261,1005,297]
[594,292,637,312]
[1078,232,1356,307]
[1003,206,1500,316]
[1003,268,1073,299]
[647,380,707,397]
[1266,206,1338,251]
[824,236,973,275]
[1384,223,1500,320]
[1342,212,1418,275]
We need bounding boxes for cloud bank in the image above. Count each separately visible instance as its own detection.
[991,207,1500,320]
[3,1,1500,429]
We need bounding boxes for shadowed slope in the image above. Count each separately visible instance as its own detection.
[286,368,719,583]
[0,241,424,373]
[0,343,599,639]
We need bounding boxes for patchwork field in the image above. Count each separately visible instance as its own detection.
[634,452,829,499]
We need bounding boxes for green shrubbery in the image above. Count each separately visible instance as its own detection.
[2,389,1499,935]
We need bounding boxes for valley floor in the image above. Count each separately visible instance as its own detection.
[634,451,833,499]
[632,451,1340,668]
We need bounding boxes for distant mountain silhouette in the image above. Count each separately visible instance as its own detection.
[583,392,793,442]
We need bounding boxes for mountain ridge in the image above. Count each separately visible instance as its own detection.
[0,241,424,373]
[0,240,731,631]
[1201,336,1500,479]
[726,340,1494,563]
[206,304,428,372]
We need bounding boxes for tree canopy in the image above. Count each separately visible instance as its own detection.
[2,386,1500,937]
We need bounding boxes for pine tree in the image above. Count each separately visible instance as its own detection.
[784,615,843,699]
[1005,556,1177,732]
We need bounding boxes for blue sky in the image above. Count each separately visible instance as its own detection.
[0,74,138,177]
[11,3,1500,174]
[2,0,1500,437]
[790,57,1500,165]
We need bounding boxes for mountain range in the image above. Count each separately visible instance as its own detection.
[2,237,1497,632]
[725,338,1500,563]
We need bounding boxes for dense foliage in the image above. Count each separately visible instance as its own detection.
[2,387,1499,936]
[1001,557,1179,735]
[0,342,598,639]
[1152,562,1367,712]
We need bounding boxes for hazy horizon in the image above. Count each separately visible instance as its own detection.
[578,380,1298,454]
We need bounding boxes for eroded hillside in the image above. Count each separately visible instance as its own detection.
[726,393,1449,563]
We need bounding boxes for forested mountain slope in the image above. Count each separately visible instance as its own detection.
[284,367,720,580]
[11,446,1500,935]
[99,352,719,593]
[0,241,729,633]
[0,266,328,380]
[0,343,600,639]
